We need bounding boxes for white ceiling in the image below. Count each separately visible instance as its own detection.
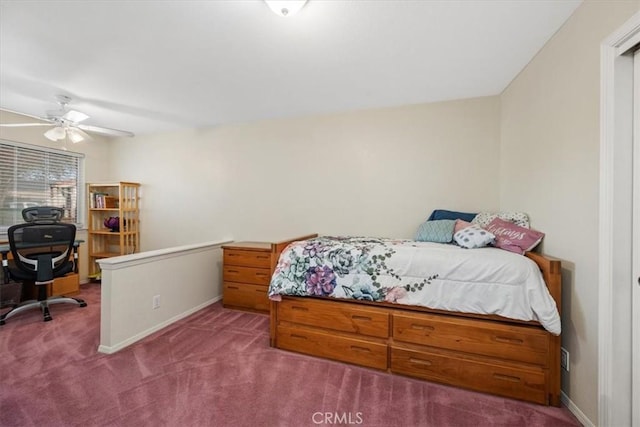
[0,0,582,137]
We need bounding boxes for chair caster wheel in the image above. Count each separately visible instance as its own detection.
[79,302,87,307]
[0,320,5,326]
[44,316,52,322]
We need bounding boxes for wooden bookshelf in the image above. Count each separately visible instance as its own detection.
[87,182,140,280]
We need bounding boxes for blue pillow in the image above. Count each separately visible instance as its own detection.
[427,209,477,223]
[415,219,456,243]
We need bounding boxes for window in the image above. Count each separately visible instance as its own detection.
[0,140,85,229]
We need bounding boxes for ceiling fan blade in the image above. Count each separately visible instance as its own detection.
[77,124,134,138]
[0,122,53,127]
[1,107,51,122]
[62,109,89,123]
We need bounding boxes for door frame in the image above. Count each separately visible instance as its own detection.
[599,10,640,427]
[633,47,640,427]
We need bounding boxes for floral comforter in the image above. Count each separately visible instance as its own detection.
[268,236,561,335]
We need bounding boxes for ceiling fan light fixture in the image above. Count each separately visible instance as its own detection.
[265,0,307,17]
[67,128,85,144]
[44,126,66,141]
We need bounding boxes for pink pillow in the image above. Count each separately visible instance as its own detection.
[484,217,545,254]
[454,219,473,234]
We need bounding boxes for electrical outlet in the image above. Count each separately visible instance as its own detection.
[152,295,160,310]
[561,347,569,371]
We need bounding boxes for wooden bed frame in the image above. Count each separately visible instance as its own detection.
[269,234,562,406]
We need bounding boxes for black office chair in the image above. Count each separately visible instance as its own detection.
[0,207,87,325]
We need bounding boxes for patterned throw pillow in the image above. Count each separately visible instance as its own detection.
[484,217,544,254]
[454,219,473,234]
[415,219,456,243]
[453,224,495,249]
[472,212,530,229]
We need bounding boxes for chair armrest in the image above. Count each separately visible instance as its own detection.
[73,245,78,274]
[1,250,9,284]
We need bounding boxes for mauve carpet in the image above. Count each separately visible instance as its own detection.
[0,284,581,427]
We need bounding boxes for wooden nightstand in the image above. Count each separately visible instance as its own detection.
[222,242,274,313]
[221,235,317,314]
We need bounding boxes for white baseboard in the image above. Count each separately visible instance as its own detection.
[97,295,222,354]
[561,391,594,427]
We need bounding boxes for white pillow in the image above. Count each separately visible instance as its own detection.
[472,212,530,229]
[454,224,495,249]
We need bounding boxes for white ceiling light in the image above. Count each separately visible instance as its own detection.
[265,0,307,17]
[43,126,88,143]
[44,126,66,141]
[67,128,85,144]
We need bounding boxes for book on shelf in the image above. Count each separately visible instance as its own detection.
[90,192,118,209]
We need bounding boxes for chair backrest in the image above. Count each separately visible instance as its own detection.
[22,206,64,223]
[7,222,76,283]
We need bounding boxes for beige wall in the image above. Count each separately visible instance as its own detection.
[500,0,640,423]
[0,109,113,283]
[108,96,501,251]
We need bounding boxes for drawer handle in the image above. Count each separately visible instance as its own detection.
[493,373,521,383]
[350,345,372,353]
[291,305,309,312]
[351,315,371,321]
[290,334,308,340]
[257,256,269,259]
[228,269,240,274]
[227,286,240,290]
[228,253,239,257]
[411,324,434,331]
[409,357,432,367]
[255,289,266,294]
[494,336,524,345]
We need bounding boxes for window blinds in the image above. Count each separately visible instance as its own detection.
[0,140,84,228]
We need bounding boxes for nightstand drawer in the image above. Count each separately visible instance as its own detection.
[223,266,271,285]
[224,249,271,268]
[223,282,270,312]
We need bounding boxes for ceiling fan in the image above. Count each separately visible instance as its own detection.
[0,95,134,143]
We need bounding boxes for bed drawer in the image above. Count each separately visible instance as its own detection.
[278,297,389,338]
[392,312,549,366]
[390,346,547,405]
[224,249,271,268]
[223,266,271,286]
[223,282,270,312]
[277,325,388,370]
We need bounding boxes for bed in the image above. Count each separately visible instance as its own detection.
[268,234,562,406]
